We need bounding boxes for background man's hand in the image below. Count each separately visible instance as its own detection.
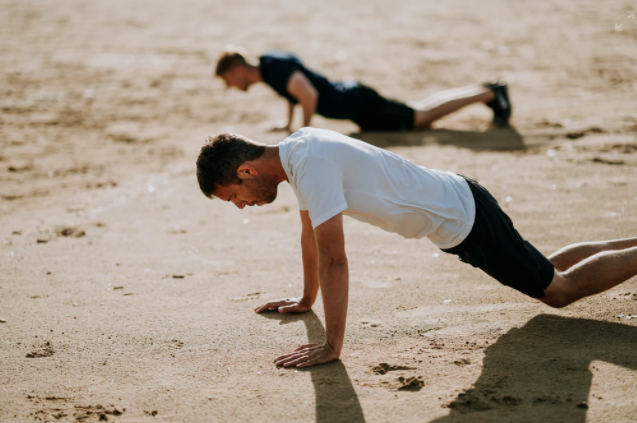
[265,120,291,133]
[255,297,311,313]
[274,343,340,368]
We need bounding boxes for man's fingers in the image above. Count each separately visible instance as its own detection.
[255,298,301,313]
[277,304,297,313]
[255,302,285,313]
[255,300,290,313]
[274,349,317,366]
[278,303,309,313]
[274,351,303,363]
[274,343,335,368]
[274,353,305,366]
[281,354,312,367]
[273,346,315,363]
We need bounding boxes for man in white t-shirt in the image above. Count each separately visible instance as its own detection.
[196,127,637,368]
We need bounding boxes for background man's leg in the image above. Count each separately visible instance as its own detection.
[548,237,637,271]
[412,84,494,128]
[542,245,637,308]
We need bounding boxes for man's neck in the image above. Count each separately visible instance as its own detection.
[246,65,263,85]
[262,145,288,183]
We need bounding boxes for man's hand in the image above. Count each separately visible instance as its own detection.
[274,342,340,368]
[266,120,292,133]
[254,297,311,313]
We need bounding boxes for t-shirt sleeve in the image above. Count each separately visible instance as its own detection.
[295,158,348,229]
[295,191,307,211]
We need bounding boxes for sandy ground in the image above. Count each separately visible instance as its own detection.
[2,0,637,422]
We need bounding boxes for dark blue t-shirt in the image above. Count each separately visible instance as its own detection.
[258,50,361,121]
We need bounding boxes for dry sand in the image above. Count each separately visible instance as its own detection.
[1,0,637,422]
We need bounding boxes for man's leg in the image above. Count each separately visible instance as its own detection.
[541,245,637,308]
[412,84,495,129]
[548,237,637,271]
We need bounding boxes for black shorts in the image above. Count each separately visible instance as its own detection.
[352,85,415,131]
[441,176,555,299]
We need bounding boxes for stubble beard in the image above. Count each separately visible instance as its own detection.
[247,176,278,204]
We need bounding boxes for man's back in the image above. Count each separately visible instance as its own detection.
[279,128,476,248]
[259,51,361,120]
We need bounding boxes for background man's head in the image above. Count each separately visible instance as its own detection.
[215,46,257,91]
[196,133,279,209]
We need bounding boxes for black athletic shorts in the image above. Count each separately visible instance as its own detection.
[441,176,555,299]
[352,85,415,131]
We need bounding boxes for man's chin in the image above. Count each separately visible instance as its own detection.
[259,198,275,206]
[263,194,277,205]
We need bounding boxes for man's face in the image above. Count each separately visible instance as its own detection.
[220,67,250,91]
[214,175,279,209]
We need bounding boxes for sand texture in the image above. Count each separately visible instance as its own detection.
[1,0,637,421]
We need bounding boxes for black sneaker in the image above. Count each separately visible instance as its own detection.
[484,80,512,127]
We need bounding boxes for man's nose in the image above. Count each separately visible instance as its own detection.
[232,199,246,209]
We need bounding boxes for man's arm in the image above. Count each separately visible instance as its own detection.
[287,71,318,127]
[315,213,348,352]
[274,213,347,367]
[269,101,295,132]
[254,210,317,313]
[285,101,295,130]
[299,210,319,307]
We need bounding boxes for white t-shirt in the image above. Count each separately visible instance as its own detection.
[278,128,476,249]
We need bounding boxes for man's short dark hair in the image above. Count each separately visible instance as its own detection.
[215,47,253,76]
[196,133,266,199]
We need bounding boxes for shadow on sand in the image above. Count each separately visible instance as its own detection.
[431,314,637,423]
[261,311,366,423]
[351,126,528,151]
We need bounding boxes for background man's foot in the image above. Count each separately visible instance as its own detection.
[484,80,512,127]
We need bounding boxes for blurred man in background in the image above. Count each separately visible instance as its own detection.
[215,47,511,132]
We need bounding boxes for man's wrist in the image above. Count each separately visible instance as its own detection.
[325,337,343,354]
[300,296,315,308]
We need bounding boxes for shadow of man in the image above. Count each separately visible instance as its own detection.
[351,127,526,152]
[431,314,637,423]
[261,311,366,423]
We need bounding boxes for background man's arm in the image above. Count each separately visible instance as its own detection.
[254,210,317,313]
[269,101,295,132]
[274,213,347,367]
[287,71,318,127]
[285,101,295,130]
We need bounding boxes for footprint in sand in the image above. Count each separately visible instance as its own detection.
[372,363,415,375]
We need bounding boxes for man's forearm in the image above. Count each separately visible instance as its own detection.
[300,234,319,306]
[286,102,294,129]
[318,256,349,352]
[301,98,317,127]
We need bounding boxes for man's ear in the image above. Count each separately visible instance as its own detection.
[236,164,258,180]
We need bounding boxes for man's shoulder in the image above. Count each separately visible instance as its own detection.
[283,128,363,170]
[283,127,333,148]
[259,50,302,67]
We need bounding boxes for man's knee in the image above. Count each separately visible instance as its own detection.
[540,273,576,308]
[540,293,572,308]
